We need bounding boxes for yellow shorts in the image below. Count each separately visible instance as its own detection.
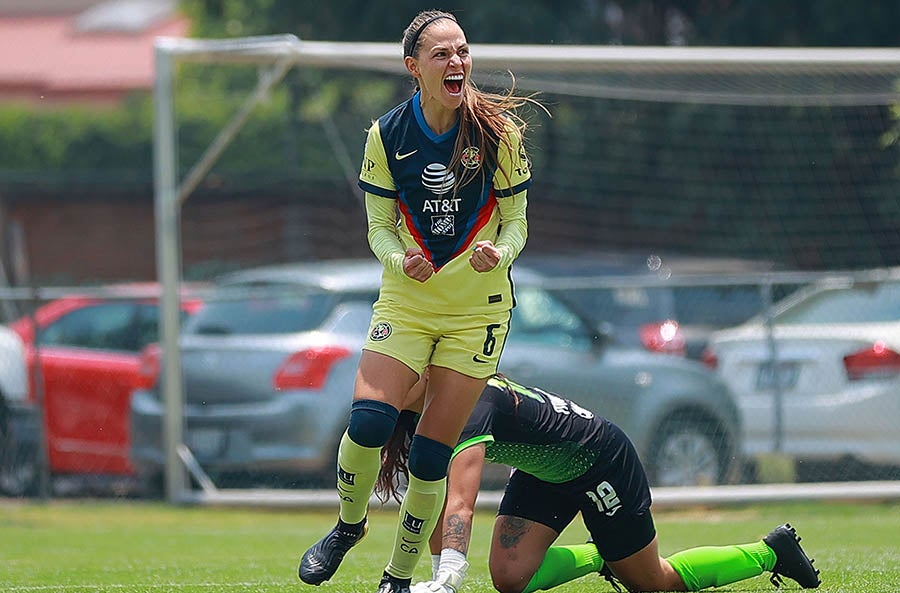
[363,299,511,379]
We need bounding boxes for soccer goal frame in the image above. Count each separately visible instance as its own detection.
[153,34,900,506]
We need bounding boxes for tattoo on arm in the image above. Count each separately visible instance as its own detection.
[497,516,530,549]
[443,514,471,554]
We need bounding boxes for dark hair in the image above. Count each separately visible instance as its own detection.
[376,375,522,501]
[400,10,549,193]
[376,409,419,503]
[402,10,457,58]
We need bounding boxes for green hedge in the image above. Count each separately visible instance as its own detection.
[0,72,388,192]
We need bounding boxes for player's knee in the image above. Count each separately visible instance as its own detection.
[407,434,452,481]
[347,399,399,448]
[490,568,529,593]
[489,554,538,593]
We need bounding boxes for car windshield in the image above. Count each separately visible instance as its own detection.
[774,281,900,324]
[512,285,590,347]
[552,286,670,344]
[672,285,766,326]
[559,283,795,330]
[184,290,339,335]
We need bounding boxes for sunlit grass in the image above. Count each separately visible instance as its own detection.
[1,499,898,592]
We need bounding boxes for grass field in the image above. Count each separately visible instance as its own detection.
[1,498,898,593]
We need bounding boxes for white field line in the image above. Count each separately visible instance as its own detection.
[175,480,900,508]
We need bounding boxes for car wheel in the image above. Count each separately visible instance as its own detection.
[136,471,164,499]
[646,415,728,487]
[306,441,342,490]
[0,406,40,497]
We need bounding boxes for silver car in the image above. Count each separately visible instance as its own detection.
[705,276,900,479]
[130,259,741,491]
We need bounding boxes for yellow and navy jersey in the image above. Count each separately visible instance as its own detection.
[359,93,530,314]
[454,376,611,483]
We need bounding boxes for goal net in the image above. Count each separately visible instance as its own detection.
[152,35,900,504]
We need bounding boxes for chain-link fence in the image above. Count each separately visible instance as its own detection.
[2,264,899,500]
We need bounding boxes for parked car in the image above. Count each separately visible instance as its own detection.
[519,250,781,360]
[704,275,900,480]
[6,284,202,492]
[0,325,34,496]
[130,259,742,492]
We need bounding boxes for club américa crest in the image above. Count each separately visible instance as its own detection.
[460,146,481,170]
[370,321,392,341]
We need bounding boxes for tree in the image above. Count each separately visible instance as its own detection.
[181,0,900,47]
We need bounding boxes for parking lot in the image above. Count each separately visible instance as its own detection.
[3,264,899,497]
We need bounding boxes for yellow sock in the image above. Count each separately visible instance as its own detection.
[335,430,381,525]
[385,473,447,579]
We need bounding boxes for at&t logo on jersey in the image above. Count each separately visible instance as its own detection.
[421,163,455,195]
[421,163,461,237]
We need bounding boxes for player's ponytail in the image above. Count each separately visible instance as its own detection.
[375,409,419,503]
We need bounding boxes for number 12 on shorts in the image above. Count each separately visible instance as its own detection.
[586,481,622,517]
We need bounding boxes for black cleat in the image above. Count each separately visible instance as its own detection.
[298,518,367,585]
[763,523,821,589]
[587,537,622,592]
[375,572,411,593]
[599,563,624,593]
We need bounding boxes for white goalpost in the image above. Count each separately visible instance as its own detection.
[153,34,900,506]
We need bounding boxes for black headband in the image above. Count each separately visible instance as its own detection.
[404,14,455,57]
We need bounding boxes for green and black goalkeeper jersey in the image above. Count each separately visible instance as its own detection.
[454,376,611,483]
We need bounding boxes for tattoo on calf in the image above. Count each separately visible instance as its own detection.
[444,514,470,553]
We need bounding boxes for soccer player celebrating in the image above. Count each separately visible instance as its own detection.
[380,372,821,593]
[298,9,543,593]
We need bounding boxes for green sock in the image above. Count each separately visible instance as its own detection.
[385,473,447,579]
[667,540,776,591]
[521,544,603,593]
[336,430,381,525]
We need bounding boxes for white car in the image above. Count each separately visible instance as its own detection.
[705,276,900,478]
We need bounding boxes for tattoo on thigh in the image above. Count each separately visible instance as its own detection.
[497,516,530,549]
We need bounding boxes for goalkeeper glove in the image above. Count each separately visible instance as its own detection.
[411,549,469,593]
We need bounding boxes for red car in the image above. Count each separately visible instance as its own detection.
[8,284,202,483]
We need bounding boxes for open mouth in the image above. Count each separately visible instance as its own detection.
[444,73,464,95]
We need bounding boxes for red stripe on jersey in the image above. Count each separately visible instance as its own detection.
[398,199,435,262]
[437,190,498,272]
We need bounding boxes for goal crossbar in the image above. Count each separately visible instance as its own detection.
[156,35,900,74]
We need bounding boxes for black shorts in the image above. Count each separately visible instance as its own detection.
[497,421,655,562]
